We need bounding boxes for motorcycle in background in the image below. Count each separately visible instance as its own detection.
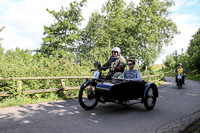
[177,74,183,89]
[174,72,185,89]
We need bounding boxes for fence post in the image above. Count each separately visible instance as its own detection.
[17,80,22,96]
[61,79,67,95]
[65,79,72,97]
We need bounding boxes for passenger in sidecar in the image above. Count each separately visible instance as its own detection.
[121,59,142,81]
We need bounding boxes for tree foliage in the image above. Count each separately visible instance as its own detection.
[164,28,200,73]
[0,26,5,56]
[164,50,188,71]
[38,0,87,58]
[187,28,200,72]
[37,0,178,68]
[81,0,178,67]
[0,26,5,43]
[0,48,91,98]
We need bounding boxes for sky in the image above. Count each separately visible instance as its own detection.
[0,0,200,64]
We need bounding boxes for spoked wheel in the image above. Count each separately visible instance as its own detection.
[144,85,157,110]
[78,84,98,110]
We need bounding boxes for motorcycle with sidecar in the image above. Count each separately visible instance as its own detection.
[78,62,159,110]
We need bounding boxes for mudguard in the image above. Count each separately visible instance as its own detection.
[80,79,97,90]
[144,82,159,97]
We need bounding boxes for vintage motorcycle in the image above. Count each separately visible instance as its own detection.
[78,62,159,111]
[177,74,184,89]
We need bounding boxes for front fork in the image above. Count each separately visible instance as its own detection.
[82,79,97,95]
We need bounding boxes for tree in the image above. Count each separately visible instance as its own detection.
[187,28,200,72]
[129,0,179,69]
[38,0,87,58]
[0,26,5,56]
[0,26,5,43]
[38,0,178,68]
[81,0,178,68]
[80,0,127,52]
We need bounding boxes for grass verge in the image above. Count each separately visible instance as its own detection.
[0,90,79,108]
[181,118,200,133]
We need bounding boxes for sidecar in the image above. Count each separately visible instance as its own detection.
[79,78,159,110]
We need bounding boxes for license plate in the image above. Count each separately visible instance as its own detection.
[178,75,182,79]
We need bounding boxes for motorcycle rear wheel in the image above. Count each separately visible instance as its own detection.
[78,84,98,110]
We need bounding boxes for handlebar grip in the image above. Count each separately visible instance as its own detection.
[91,69,97,71]
[91,67,107,71]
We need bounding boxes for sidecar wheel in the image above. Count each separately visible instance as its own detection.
[78,84,98,110]
[144,85,157,110]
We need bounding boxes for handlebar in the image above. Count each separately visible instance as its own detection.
[90,67,107,71]
[174,73,186,76]
[91,68,98,71]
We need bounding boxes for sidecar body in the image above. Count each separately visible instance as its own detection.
[95,79,158,103]
[95,80,147,101]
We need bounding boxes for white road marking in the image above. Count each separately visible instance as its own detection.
[186,93,198,96]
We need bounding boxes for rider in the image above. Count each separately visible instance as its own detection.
[121,59,142,81]
[101,47,126,79]
[175,63,186,85]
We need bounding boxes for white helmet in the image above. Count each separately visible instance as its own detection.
[178,63,182,66]
[112,47,121,55]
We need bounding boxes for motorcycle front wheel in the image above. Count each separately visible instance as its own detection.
[78,84,98,110]
[177,79,182,89]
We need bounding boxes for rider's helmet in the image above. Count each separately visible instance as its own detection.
[112,47,121,55]
[178,63,182,66]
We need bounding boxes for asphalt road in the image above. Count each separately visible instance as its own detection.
[0,77,200,133]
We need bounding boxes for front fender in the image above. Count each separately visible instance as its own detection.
[80,79,97,90]
[144,82,159,97]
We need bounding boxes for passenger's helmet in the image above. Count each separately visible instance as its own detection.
[112,47,121,55]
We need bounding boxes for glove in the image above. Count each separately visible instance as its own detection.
[115,66,121,71]
[110,67,116,71]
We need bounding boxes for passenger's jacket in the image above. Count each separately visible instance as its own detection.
[122,69,142,81]
[102,55,126,72]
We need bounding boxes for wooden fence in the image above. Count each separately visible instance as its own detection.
[0,74,163,97]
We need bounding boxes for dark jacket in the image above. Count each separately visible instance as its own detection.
[102,55,126,72]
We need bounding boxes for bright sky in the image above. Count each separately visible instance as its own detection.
[0,0,200,64]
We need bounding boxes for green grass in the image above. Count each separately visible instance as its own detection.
[182,118,200,133]
[0,94,63,108]
[186,74,200,81]
[0,90,79,108]
[164,70,175,77]
[0,97,60,108]
[154,81,165,86]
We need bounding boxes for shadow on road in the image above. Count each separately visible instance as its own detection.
[0,98,155,127]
